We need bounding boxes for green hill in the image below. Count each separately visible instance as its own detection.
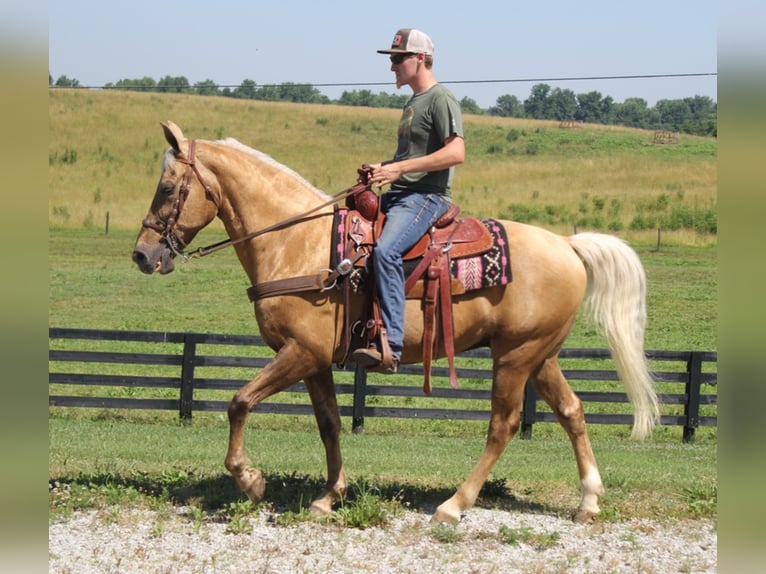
[49,88,716,242]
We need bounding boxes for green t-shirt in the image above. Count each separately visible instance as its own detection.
[390,83,464,197]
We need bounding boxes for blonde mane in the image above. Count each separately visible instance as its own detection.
[221,137,330,201]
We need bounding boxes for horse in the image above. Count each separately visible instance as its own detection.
[132,121,659,525]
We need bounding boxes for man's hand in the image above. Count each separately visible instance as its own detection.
[368,162,402,189]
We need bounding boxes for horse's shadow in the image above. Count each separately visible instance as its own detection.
[51,471,566,520]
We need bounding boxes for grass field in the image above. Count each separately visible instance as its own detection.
[49,90,717,527]
[49,88,716,239]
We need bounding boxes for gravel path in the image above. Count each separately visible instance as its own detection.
[49,507,716,573]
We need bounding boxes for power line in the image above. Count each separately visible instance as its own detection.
[261,72,718,89]
[70,71,716,91]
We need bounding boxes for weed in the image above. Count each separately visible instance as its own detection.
[188,505,206,534]
[487,143,504,154]
[52,206,71,221]
[331,480,397,529]
[682,484,717,517]
[223,500,256,534]
[225,515,253,534]
[499,524,560,550]
[430,523,463,543]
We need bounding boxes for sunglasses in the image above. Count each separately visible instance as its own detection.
[389,53,417,65]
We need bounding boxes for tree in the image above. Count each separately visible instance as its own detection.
[523,83,552,119]
[459,97,483,115]
[157,75,190,93]
[683,95,717,136]
[193,80,220,96]
[613,97,652,128]
[110,76,157,91]
[489,94,522,117]
[338,89,374,107]
[576,91,613,124]
[231,79,257,99]
[54,75,80,88]
[548,87,578,120]
[273,83,329,104]
[655,98,692,131]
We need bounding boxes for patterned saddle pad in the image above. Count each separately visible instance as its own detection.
[330,208,512,293]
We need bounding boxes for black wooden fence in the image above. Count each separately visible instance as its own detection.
[49,327,717,442]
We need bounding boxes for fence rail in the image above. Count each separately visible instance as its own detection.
[49,328,718,442]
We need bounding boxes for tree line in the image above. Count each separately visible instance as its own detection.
[51,74,716,137]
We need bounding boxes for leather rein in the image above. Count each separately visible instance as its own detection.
[142,142,372,294]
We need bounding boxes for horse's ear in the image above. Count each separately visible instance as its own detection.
[161,121,184,153]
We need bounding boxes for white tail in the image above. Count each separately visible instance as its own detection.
[569,233,660,439]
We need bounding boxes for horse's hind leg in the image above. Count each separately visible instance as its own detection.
[304,368,347,515]
[432,364,528,524]
[531,356,604,523]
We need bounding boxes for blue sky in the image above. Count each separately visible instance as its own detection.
[47,0,718,109]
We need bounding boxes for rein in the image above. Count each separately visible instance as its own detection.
[187,184,363,259]
[185,167,374,259]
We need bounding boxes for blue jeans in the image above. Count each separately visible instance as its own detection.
[374,190,452,360]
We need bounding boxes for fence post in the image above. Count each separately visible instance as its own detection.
[683,351,703,443]
[179,334,198,422]
[521,381,538,439]
[351,364,367,434]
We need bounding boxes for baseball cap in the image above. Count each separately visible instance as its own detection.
[377,28,434,56]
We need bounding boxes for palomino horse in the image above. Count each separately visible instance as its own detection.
[133,121,659,524]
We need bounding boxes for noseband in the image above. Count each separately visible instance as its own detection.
[142,139,220,256]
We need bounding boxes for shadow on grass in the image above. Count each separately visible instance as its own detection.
[49,470,565,519]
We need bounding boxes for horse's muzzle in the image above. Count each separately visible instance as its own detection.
[132,245,176,275]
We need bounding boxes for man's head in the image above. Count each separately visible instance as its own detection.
[378,28,434,84]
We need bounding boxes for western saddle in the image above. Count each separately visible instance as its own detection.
[342,167,493,393]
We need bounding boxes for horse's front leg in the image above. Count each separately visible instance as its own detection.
[224,341,318,503]
[305,368,347,515]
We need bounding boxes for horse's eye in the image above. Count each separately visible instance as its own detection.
[161,182,176,196]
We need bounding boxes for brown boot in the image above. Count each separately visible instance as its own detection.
[350,347,383,366]
[350,347,398,374]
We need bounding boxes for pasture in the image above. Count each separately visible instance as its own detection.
[49,90,716,532]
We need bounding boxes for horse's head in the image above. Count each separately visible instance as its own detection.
[132,121,221,274]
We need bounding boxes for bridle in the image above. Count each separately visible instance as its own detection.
[141,139,220,257]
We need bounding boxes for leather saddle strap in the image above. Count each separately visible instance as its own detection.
[420,253,459,393]
[438,254,459,389]
[420,255,441,394]
[247,274,327,301]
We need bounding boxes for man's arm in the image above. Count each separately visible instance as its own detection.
[369,135,464,188]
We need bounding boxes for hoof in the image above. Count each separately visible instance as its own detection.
[237,468,266,503]
[431,503,461,525]
[309,499,333,516]
[573,509,598,524]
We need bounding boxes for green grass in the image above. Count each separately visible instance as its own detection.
[49,417,716,525]
[49,89,716,237]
